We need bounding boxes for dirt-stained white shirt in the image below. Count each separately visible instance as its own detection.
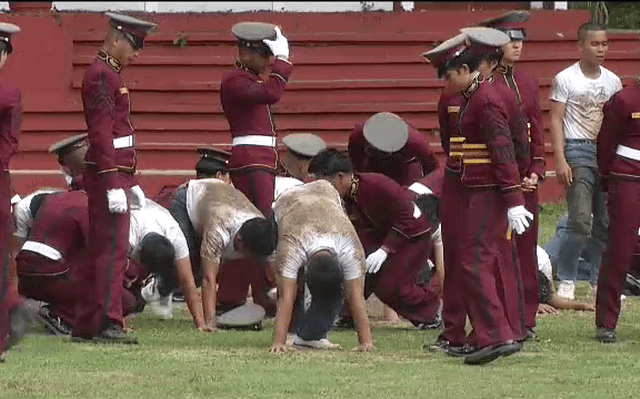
[186,178,263,263]
[272,180,365,281]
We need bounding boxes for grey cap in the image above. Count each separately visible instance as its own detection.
[477,10,529,41]
[0,22,20,54]
[460,27,511,52]
[231,22,277,41]
[362,112,409,153]
[282,133,327,158]
[105,12,157,50]
[48,134,88,156]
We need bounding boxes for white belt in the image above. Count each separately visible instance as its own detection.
[113,135,134,149]
[616,145,640,161]
[22,241,63,261]
[232,135,276,147]
[408,182,433,196]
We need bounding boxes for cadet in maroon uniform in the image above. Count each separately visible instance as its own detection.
[426,29,530,357]
[48,134,89,191]
[594,79,640,343]
[309,148,442,329]
[423,29,533,365]
[75,12,156,344]
[348,112,438,187]
[218,22,293,316]
[0,22,23,361]
[479,10,546,341]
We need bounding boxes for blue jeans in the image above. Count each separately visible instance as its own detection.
[294,272,343,341]
[553,140,608,285]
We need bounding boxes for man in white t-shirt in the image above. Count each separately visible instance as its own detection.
[548,21,622,300]
[268,180,373,352]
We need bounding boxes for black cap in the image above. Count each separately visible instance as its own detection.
[0,22,20,54]
[105,12,157,50]
[362,112,409,153]
[232,21,277,56]
[195,147,230,176]
[282,133,327,159]
[477,11,529,41]
[48,134,88,157]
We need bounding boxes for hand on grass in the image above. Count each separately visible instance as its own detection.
[352,342,374,352]
[537,303,560,315]
[269,343,293,353]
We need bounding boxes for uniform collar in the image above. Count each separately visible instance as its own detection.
[462,73,483,98]
[496,63,513,76]
[234,59,259,76]
[97,49,122,73]
[348,174,360,199]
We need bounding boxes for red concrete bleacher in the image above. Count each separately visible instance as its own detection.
[4,9,639,201]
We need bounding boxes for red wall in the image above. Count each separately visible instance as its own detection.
[2,9,639,202]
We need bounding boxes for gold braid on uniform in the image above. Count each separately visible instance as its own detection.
[97,49,122,73]
[462,73,483,98]
[495,64,508,75]
[348,175,360,199]
[234,59,259,76]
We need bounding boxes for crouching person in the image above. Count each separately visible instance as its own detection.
[269,180,373,352]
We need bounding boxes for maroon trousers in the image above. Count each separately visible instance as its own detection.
[440,170,467,345]
[0,171,9,354]
[73,169,131,339]
[596,179,640,330]
[460,188,523,349]
[366,236,440,326]
[220,169,275,312]
[514,190,539,330]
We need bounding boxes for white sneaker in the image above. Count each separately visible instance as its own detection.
[293,336,340,349]
[141,278,173,319]
[557,280,575,300]
[286,333,298,346]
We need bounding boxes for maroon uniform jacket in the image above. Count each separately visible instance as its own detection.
[0,78,21,171]
[220,59,294,172]
[344,172,432,253]
[452,78,526,209]
[17,191,89,276]
[597,82,640,182]
[82,50,137,190]
[437,92,464,156]
[494,65,546,180]
[348,122,439,187]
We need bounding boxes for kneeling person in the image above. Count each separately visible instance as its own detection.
[269,180,373,352]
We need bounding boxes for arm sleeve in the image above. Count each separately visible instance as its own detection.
[14,202,32,238]
[226,59,293,105]
[348,123,367,172]
[200,225,227,264]
[437,95,451,154]
[596,93,623,178]
[549,74,569,104]
[168,225,190,260]
[409,128,439,176]
[82,70,119,189]
[337,235,365,281]
[381,186,431,253]
[277,238,306,280]
[480,100,525,209]
[527,78,546,179]
[0,86,22,169]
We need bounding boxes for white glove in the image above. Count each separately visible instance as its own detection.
[507,205,534,235]
[263,26,289,59]
[366,248,388,275]
[107,188,128,214]
[129,185,146,210]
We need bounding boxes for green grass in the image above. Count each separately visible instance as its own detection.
[2,204,638,399]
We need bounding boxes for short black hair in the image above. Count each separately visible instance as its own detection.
[238,216,278,258]
[578,22,607,42]
[437,50,482,79]
[481,49,504,64]
[29,193,50,219]
[306,252,343,301]
[195,158,228,179]
[140,233,176,297]
[414,194,440,227]
[308,148,353,177]
[0,41,10,56]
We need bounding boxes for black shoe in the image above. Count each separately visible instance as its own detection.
[464,343,504,365]
[38,307,72,336]
[416,316,443,331]
[94,324,138,345]
[447,344,477,358]
[595,327,616,343]
[499,340,523,357]
[334,316,355,330]
[524,327,537,342]
[424,336,450,352]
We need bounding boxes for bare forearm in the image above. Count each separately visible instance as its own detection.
[175,258,205,328]
[346,278,373,346]
[272,278,297,345]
